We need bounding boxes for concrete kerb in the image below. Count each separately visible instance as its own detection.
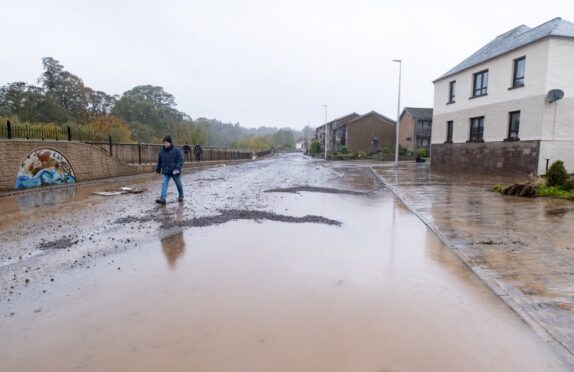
[368,166,574,368]
[0,159,251,198]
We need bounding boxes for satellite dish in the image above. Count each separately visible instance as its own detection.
[547,89,564,103]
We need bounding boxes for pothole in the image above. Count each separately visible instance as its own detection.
[264,185,368,195]
[116,209,342,228]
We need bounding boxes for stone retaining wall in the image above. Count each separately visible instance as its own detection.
[431,140,540,175]
[0,140,262,191]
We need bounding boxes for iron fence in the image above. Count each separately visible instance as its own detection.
[0,121,109,142]
[1,121,271,164]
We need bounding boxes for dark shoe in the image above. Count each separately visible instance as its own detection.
[156,198,166,204]
[178,197,184,202]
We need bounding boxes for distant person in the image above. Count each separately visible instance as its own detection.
[182,143,191,162]
[193,144,203,162]
[156,135,184,204]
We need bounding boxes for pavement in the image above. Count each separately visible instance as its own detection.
[371,161,574,368]
[0,154,571,371]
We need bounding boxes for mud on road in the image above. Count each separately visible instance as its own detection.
[0,154,364,303]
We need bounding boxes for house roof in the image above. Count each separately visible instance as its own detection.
[435,17,574,82]
[400,107,433,121]
[316,112,360,129]
[347,111,396,125]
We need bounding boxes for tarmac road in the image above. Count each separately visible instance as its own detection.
[0,153,570,371]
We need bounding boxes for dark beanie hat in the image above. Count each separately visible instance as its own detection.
[163,135,173,144]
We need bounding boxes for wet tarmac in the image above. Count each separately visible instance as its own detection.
[0,154,570,371]
[372,162,574,368]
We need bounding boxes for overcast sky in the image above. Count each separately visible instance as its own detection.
[2,0,573,129]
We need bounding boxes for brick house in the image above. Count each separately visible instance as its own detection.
[316,113,360,153]
[399,107,433,152]
[431,17,574,175]
[316,111,396,155]
[346,111,396,154]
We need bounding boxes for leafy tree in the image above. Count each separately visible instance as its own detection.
[88,115,133,142]
[231,135,271,149]
[168,120,207,145]
[271,128,295,149]
[0,82,69,123]
[112,85,183,130]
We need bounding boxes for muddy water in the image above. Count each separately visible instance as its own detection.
[1,189,568,371]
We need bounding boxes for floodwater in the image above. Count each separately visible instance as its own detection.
[372,162,574,366]
[0,154,569,371]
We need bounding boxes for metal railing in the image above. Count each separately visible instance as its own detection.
[0,121,108,142]
[1,120,272,164]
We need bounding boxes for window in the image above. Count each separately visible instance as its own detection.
[507,111,520,140]
[448,81,456,103]
[472,70,488,97]
[512,57,525,88]
[446,121,453,143]
[469,117,484,142]
[417,138,430,147]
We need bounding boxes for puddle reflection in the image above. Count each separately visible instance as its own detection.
[161,232,186,269]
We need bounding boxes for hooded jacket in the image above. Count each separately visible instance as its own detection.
[156,144,183,175]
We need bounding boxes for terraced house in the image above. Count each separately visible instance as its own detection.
[431,17,574,175]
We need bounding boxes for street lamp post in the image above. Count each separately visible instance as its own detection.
[323,105,328,160]
[393,59,402,169]
[307,121,311,155]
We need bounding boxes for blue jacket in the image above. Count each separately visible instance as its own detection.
[156,145,183,175]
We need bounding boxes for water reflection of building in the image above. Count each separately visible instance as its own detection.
[16,187,77,211]
[161,231,186,269]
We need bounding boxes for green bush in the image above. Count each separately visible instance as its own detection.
[340,146,349,154]
[416,148,429,158]
[562,178,574,191]
[399,146,408,156]
[310,139,321,156]
[538,185,574,200]
[381,146,393,155]
[546,160,569,187]
[492,184,504,193]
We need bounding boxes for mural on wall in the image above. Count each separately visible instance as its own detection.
[15,149,76,189]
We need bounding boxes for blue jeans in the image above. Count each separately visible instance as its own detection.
[160,174,183,200]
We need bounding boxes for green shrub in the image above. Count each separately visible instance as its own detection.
[538,185,574,200]
[310,139,321,156]
[340,146,349,154]
[562,178,574,191]
[399,146,408,156]
[546,160,569,187]
[492,184,504,193]
[416,148,429,158]
[381,146,393,155]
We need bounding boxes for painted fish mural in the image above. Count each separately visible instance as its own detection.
[15,149,76,189]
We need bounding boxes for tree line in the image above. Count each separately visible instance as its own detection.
[0,57,303,149]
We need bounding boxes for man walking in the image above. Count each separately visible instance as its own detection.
[156,135,184,204]
[193,144,203,162]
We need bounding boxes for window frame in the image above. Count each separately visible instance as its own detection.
[467,116,484,143]
[471,70,488,98]
[511,57,525,88]
[448,80,456,104]
[445,121,453,143]
[506,111,521,141]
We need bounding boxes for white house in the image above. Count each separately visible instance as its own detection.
[431,17,574,175]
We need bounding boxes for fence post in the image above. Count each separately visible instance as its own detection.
[138,143,142,165]
[7,120,12,139]
[108,135,113,156]
[67,126,72,141]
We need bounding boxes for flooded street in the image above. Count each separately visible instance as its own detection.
[0,154,569,371]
